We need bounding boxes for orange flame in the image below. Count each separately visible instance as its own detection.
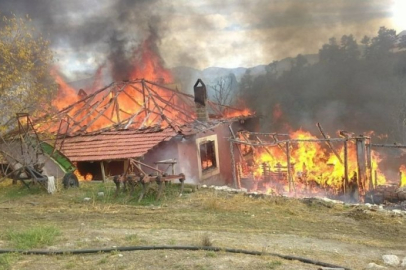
[241,129,387,197]
[129,36,173,83]
[74,170,93,181]
[400,165,406,187]
[224,108,253,118]
[49,36,177,133]
[51,68,79,111]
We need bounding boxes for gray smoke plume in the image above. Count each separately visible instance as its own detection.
[0,0,395,78]
[0,0,172,80]
[235,0,393,60]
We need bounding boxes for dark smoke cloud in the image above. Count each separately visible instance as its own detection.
[0,0,396,76]
[0,0,171,80]
[235,0,394,61]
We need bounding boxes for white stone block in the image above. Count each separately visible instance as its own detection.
[382,254,399,266]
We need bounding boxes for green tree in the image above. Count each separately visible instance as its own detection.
[361,35,370,46]
[292,54,308,69]
[0,14,56,131]
[319,37,341,63]
[340,35,360,62]
[399,35,406,50]
[240,69,254,93]
[365,26,397,59]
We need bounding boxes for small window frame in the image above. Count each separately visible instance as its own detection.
[196,134,220,180]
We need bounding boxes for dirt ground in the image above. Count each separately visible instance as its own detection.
[0,180,405,270]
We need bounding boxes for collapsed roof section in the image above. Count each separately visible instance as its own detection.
[36,79,251,137]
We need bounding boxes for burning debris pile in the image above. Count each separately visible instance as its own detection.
[230,124,406,203]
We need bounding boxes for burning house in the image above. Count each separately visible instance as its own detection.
[229,125,406,203]
[35,78,256,186]
[0,24,403,204]
[2,71,406,204]
[2,73,406,204]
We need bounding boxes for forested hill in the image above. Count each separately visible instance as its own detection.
[239,27,406,144]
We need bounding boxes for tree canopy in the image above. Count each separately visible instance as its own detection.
[0,14,56,131]
[239,27,406,143]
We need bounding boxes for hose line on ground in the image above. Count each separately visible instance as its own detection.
[0,245,351,270]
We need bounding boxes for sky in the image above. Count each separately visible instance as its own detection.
[0,0,404,80]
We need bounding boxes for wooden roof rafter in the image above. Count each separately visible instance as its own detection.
[29,79,253,137]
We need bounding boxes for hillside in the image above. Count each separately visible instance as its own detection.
[171,54,319,95]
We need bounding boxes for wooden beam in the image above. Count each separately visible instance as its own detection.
[317,123,343,165]
[144,85,196,120]
[230,140,238,188]
[286,141,294,193]
[370,143,406,149]
[100,161,106,182]
[343,140,349,194]
[143,83,179,132]
[356,138,368,197]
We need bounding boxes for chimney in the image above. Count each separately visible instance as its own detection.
[194,79,208,121]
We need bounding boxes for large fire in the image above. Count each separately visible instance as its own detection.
[237,129,392,199]
[129,35,172,83]
[48,36,178,134]
[45,36,256,182]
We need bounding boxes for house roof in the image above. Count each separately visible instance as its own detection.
[58,117,249,161]
[59,127,177,162]
[35,79,249,137]
[34,79,254,161]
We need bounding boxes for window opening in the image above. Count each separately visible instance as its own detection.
[200,140,217,171]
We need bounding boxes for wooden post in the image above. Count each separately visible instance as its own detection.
[100,161,106,182]
[356,138,367,199]
[236,162,241,189]
[142,80,146,106]
[366,140,373,190]
[123,159,130,176]
[230,141,238,188]
[343,140,348,194]
[317,122,343,165]
[286,141,293,193]
[374,170,378,188]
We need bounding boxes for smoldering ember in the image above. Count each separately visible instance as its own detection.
[1,1,406,269]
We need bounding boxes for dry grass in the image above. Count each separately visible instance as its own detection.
[0,181,405,269]
[200,233,213,247]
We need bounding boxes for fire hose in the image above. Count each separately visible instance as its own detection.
[0,245,351,270]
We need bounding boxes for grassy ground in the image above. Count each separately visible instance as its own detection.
[0,179,405,270]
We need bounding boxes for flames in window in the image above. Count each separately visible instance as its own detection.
[200,140,217,171]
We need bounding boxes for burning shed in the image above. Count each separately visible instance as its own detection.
[36,78,256,185]
[229,124,406,203]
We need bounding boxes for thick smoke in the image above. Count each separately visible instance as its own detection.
[0,0,395,76]
[235,0,394,61]
[0,0,171,81]
[241,28,406,143]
